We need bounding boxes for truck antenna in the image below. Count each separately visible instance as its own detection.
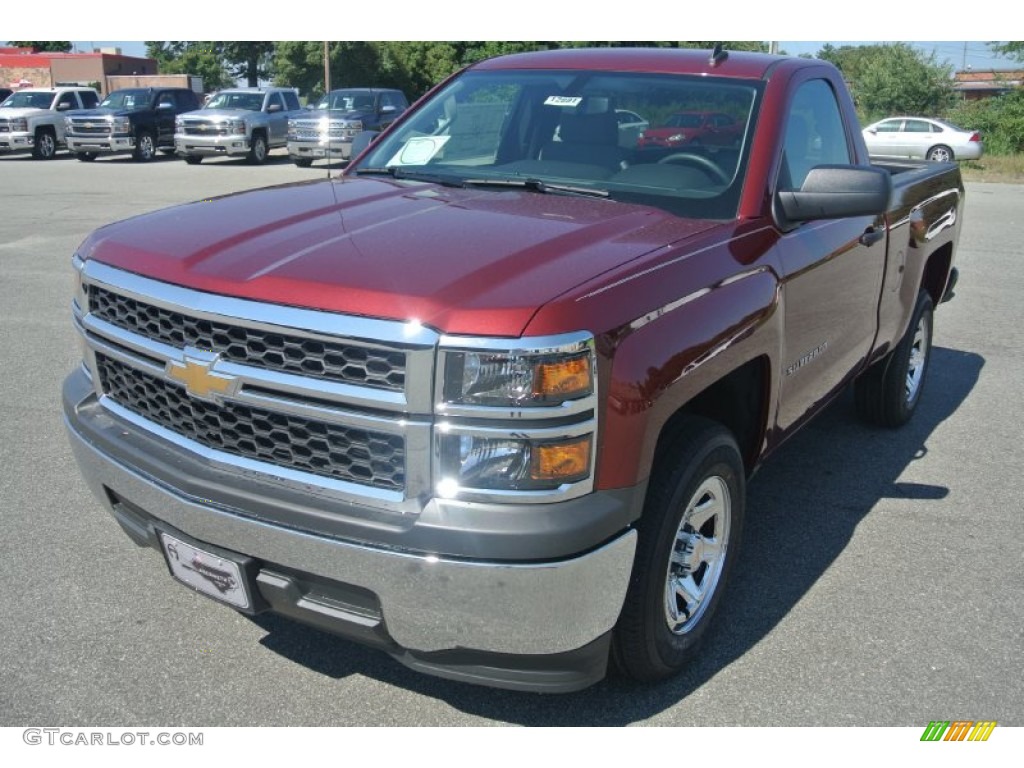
[709,44,729,67]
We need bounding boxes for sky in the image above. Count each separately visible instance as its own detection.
[5,4,1019,72]
[33,40,1024,74]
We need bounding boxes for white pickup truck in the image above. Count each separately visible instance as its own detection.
[0,87,100,159]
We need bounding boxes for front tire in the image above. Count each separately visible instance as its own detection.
[855,289,934,427]
[247,133,268,165]
[613,417,745,682]
[133,131,156,162]
[293,158,314,168]
[32,129,57,160]
[76,152,97,162]
[183,155,203,165]
[927,145,954,162]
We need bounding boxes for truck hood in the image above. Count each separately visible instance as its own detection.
[301,109,372,121]
[181,109,261,121]
[0,107,53,120]
[78,176,722,336]
[69,108,141,118]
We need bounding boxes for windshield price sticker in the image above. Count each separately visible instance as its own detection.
[387,136,450,166]
[544,96,583,107]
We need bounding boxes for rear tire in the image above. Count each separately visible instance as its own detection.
[613,417,745,682]
[32,128,57,160]
[183,156,203,165]
[76,152,97,162]
[854,289,934,428]
[927,145,954,162]
[293,158,314,168]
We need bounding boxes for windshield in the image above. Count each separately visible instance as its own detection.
[100,90,150,110]
[205,92,265,111]
[351,69,761,220]
[0,92,55,110]
[317,89,375,112]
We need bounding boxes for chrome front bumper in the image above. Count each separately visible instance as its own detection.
[175,132,251,156]
[0,130,34,150]
[287,137,353,160]
[67,135,135,153]
[63,367,636,659]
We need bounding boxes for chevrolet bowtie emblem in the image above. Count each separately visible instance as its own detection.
[166,354,237,402]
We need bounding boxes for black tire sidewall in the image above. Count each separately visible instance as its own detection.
[615,421,745,680]
[887,291,934,423]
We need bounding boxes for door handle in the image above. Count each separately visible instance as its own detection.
[860,227,885,247]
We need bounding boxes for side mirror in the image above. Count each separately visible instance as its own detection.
[867,127,877,135]
[777,165,892,225]
[267,103,282,113]
[380,104,397,115]
[157,102,174,111]
[350,130,380,159]
[56,103,72,111]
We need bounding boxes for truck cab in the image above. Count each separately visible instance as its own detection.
[65,87,201,162]
[63,48,961,692]
[175,87,303,164]
[0,87,100,159]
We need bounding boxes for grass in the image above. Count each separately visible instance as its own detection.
[958,154,1024,183]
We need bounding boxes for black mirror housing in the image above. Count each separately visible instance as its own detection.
[778,165,892,225]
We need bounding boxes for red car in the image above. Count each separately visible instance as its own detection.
[637,110,742,148]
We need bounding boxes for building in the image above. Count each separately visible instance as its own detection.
[0,48,157,94]
[953,69,1024,100]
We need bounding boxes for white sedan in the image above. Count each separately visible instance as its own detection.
[862,117,983,162]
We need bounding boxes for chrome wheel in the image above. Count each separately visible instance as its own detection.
[34,131,56,159]
[664,475,731,635]
[905,310,931,407]
[927,145,953,162]
[135,132,155,162]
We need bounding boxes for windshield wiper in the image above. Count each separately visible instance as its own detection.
[353,167,466,188]
[462,177,609,199]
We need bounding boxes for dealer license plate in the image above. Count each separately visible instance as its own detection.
[159,533,251,610]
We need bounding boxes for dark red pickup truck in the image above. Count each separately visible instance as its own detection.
[63,47,963,692]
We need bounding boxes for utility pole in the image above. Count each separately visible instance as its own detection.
[324,41,331,95]
[769,41,779,55]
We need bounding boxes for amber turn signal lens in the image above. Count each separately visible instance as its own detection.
[532,356,592,399]
[531,437,592,483]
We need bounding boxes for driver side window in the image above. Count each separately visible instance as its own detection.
[780,79,851,191]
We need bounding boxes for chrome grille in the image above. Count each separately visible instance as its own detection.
[96,353,406,490]
[69,120,111,135]
[88,285,406,391]
[183,122,230,136]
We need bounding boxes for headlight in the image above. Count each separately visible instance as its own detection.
[669,133,685,142]
[344,120,363,132]
[175,117,184,129]
[111,117,131,133]
[437,432,592,494]
[64,116,73,130]
[11,118,28,131]
[434,332,596,500]
[230,118,246,134]
[441,346,593,408]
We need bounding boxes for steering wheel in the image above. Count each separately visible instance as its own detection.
[656,152,730,185]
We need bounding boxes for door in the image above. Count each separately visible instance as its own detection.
[265,93,287,144]
[154,91,179,146]
[902,118,938,159]
[866,118,904,157]
[775,78,888,432]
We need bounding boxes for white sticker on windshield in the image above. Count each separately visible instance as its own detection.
[387,136,451,166]
[544,96,583,107]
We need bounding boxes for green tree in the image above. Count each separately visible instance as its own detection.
[989,42,1024,61]
[7,41,72,52]
[222,42,275,87]
[946,90,1024,154]
[145,41,232,91]
[820,43,954,122]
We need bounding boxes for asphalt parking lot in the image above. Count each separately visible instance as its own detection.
[1,149,1022,727]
